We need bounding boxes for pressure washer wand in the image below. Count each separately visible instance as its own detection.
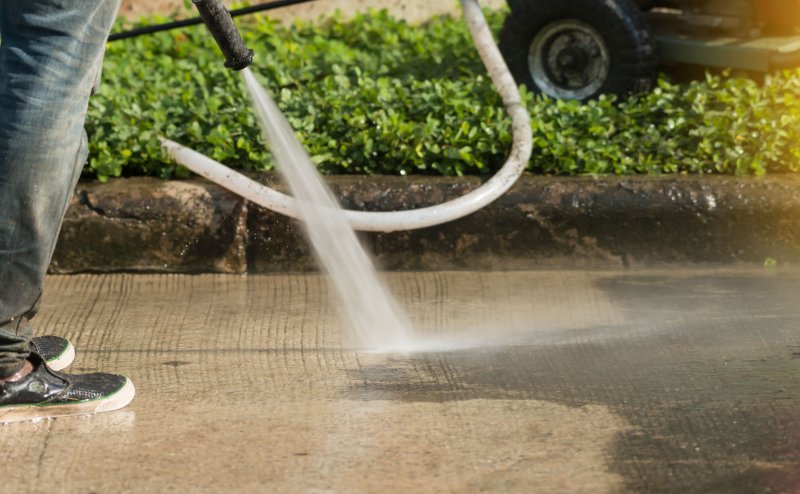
[191,0,254,70]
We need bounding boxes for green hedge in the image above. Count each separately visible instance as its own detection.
[86,9,800,180]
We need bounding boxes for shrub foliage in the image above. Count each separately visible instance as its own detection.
[86,9,800,180]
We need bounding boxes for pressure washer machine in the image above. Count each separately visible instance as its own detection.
[500,0,800,99]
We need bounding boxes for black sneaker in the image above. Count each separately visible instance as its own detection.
[0,353,135,424]
[30,336,75,371]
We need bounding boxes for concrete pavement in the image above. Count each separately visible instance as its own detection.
[1,268,799,492]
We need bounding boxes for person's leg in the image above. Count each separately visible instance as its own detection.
[0,0,120,378]
[0,0,134,424]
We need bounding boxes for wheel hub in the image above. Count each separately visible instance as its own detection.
[528,20,611,100]
[556,46,589,72]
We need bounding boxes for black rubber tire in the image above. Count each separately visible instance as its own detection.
[499,0,657,100]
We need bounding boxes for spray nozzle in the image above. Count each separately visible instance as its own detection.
[192,0,254,71]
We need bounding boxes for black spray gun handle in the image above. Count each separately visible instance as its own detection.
[192,0,254,70]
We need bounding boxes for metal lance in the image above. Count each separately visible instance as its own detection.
[192,0,254,70]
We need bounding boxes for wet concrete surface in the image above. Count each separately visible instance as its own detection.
[1,268,799,492]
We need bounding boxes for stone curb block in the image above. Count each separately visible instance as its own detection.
[51,178,247,273]
[51,175,800,273]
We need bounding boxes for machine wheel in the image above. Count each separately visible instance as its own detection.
[499,0,657,100]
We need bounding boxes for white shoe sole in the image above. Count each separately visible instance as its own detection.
[45,341,75,372]
[0,378,135,425]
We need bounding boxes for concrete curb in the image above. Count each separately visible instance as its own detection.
[50,174,800,273]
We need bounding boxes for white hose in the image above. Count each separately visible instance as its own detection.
[161,0,532,232]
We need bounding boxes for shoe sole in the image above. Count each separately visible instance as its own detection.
[44,341,75,372]
[0,378,135,425]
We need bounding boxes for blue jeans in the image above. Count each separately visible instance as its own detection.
[0,0,120,377]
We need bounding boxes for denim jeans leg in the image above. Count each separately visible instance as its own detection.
[0,0,120,377]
